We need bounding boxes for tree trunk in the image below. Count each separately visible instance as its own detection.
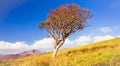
[52,40,64,59]
[52,46,59,59]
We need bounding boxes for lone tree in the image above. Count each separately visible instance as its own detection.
[39,4,91,58]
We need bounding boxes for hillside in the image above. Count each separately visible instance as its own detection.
[0,37,120,66]
[0,49,42,63]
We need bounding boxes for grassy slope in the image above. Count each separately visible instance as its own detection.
[1,37,120,66]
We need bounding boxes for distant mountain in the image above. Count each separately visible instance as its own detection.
[0,49,42,63]
[19,49,42,56]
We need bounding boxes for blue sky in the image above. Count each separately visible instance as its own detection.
[0,0,120,54]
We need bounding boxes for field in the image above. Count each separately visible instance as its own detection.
[0,37,120,66]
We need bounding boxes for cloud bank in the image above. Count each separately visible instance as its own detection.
[0,35,116,54]
[99,27,112,33]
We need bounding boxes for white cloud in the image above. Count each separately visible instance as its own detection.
[113,26,120,30]
[0,41,30,54]
[0,35,115,54]
[0,41,28,50]
[93,35,114,42]
[99,27,112,33]
[117,35,120,37]
[74,36,91,44]
[31,38,53,49]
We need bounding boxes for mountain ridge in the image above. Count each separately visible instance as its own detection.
[0,49,42,63]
